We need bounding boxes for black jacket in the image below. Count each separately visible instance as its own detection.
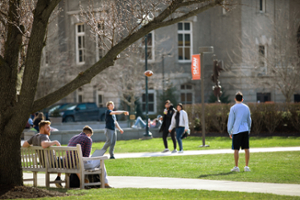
[159,105,176,132]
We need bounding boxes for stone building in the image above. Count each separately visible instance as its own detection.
[43,0,300,115]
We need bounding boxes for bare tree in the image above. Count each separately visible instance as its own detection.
[0,0,227,186]
[227,10,300,102]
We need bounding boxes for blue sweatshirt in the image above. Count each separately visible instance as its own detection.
[227,103,251,135]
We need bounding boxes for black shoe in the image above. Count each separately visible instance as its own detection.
[54,176,63,188]
[110,156,115,159]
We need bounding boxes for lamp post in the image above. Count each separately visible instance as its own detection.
[199,46,214,147]
[161,53,172,98]
[139,15,153,138]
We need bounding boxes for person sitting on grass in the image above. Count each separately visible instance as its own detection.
[132,116,162,129]
[67,126,112,188]
[22,120,63,188]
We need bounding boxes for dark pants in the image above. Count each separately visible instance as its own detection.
[162,129,176,149]
[175,127,185,151]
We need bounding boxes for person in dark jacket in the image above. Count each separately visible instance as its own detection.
[159,100,177,153]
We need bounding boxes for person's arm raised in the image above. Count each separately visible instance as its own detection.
[110,111,129,115]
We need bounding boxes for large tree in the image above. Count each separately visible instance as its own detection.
[0,0,225,186]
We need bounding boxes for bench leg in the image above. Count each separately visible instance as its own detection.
[80,173,85,189]
[100,160,105,188]
[33,172,37,187]
[45,172,50,188]
[65,173,70,189]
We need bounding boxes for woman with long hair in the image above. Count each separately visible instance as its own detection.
[33,112,45,132]
[168,103,189,153]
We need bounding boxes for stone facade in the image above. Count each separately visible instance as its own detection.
[42,0,300,115]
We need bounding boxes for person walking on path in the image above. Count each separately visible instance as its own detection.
[68,126,112,188]
[159,100,177,153]
[169,103,189,153]
[100,101,129,159]
[227,92,252,172]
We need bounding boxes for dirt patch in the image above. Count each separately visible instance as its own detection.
[0,185,68,199]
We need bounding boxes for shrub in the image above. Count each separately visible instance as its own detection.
[248,104,264,135]
[287,103,300,132]
[262,104,282,133]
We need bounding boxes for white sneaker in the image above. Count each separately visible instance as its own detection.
[178,150,184,153]
[171,149,178,153]
[162,148,169,153]
[231,166,240,172]
[131,125,137,129]
[244,166,251,172]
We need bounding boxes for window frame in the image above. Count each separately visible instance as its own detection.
[259,0,266,13]
[140,31,155,62]
[258,44,268,73]
[141,89,157,115]
[177,22,193,63]
[180,84,193,105]
[75,23,86,65]
[95,22,106,62]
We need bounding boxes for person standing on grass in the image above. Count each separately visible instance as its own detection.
[159,100,177,153]
[169,103,189,153]
[227,92,252,172]
[100,101,129,159]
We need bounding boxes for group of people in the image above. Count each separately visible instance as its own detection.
[23,101,129,188]
[22,92,252,189]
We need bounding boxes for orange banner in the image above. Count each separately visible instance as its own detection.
[191,54,201,80]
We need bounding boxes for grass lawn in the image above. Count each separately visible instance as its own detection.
[40,188,300,200]
[105,151,300,184]
[89,136,300,154]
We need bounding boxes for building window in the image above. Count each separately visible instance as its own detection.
[294,94,300,103]
[142,90,156,114]
[257,92,271,103]
[259,0,265,12]
[141,31,155,62]
[178,22,192,62]
[77,88,84,103]
[76,23,85,64]
[96,23,106,61]
[259,45,266,68]
[180,84,193,104]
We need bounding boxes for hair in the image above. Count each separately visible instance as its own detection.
[106,101,114,108]
[38,120,51,131]
[177,103,183,110]
[165,100,171,104]
[37,112,45,120]
[235,92,243,102]
[83,125,93,135]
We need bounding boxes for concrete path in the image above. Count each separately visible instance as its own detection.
[111,146,300,159]
[23,173,300,197]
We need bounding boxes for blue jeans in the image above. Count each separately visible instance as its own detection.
[133,116,146,128]
[175,127,185,151]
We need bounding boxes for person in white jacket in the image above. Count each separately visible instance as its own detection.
[169,103,189,153]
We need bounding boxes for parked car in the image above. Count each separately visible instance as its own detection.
[48,103,76,117]
[42,103,69,120]
[62,102,107,122]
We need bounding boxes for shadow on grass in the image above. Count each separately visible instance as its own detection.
[198,172,233,178]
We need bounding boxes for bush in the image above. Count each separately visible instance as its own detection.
[185,103,300,135]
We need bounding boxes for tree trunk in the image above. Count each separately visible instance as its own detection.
[0,127,23,186]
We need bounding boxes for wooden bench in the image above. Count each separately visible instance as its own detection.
[21,144,108,189]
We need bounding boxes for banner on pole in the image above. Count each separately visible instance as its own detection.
[191,54,201,80]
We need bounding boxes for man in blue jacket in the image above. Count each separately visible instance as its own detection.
[227,92,251,172]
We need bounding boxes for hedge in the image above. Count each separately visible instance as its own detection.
[184,103,300,135]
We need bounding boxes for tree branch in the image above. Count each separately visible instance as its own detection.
[32,0,221,112]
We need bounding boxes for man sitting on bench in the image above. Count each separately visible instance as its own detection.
[22,120,63,188]
[68,126,112,188]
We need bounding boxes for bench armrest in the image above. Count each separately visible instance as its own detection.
[82,156,108,161]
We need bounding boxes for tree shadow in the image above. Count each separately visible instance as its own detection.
[198,172,233,178]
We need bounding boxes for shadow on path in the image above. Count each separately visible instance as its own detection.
[198,172,233,178]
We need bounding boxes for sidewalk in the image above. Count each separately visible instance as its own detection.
[23,173,300,197]
[111,146,300,159]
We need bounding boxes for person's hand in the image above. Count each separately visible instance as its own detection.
[120,129,124,134]
[124,111,129,116]
[55,141,61,146]
[163,109,167,115]
[184,129,187,133]
[169,130,171,133]
[229,134,232,139]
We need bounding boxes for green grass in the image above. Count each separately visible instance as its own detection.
[88,136,300,154]
[105,151,300,184]
[29,188,300,200]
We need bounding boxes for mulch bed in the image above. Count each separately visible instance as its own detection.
[0,185,68,199]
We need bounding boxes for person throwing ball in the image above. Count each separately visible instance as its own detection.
[227,92,252,172]
[100,101,129,159]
